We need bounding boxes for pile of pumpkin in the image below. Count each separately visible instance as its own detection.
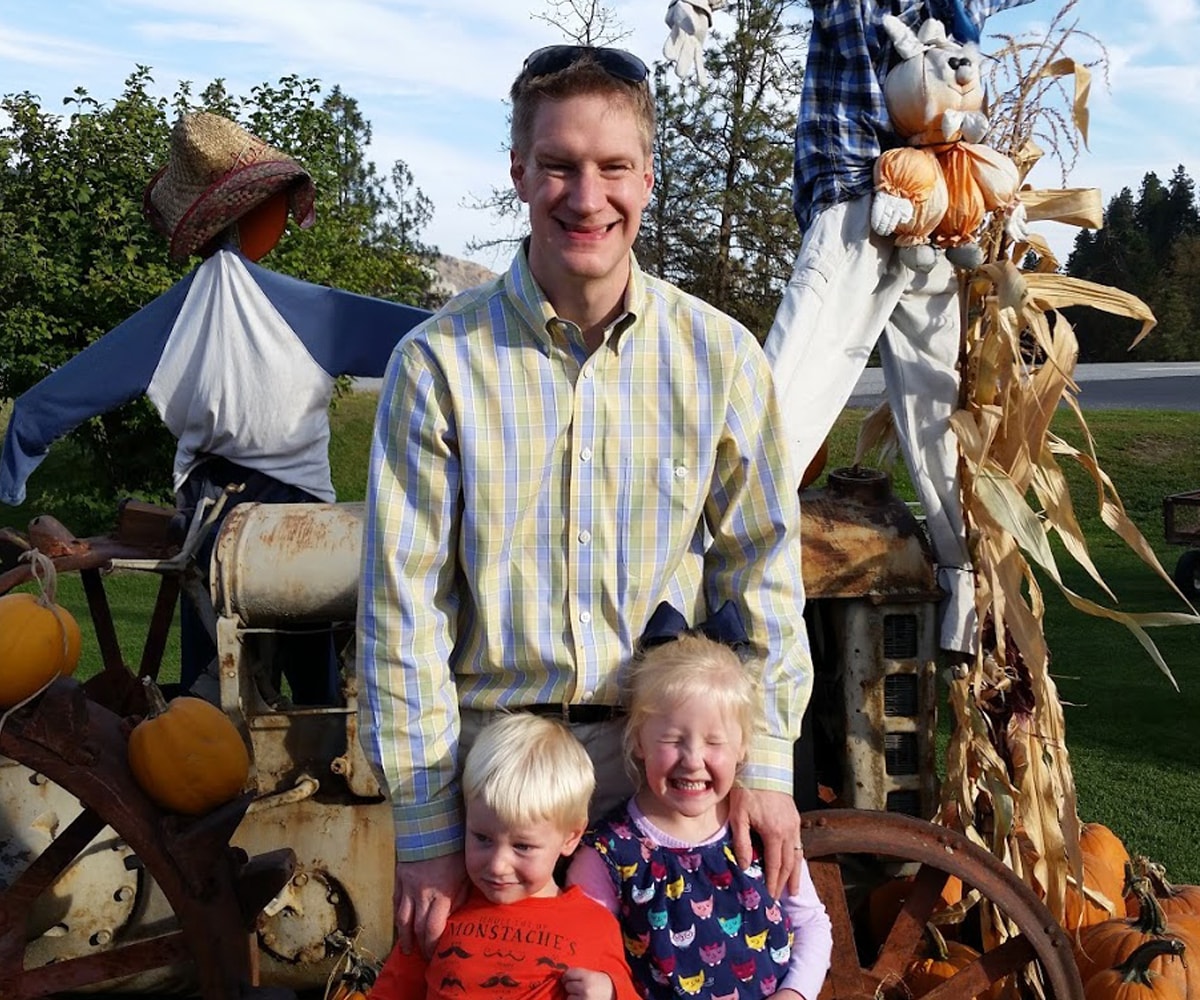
[866,822,1199,998]
[1,549,249,817]
[1068,824,1199,999]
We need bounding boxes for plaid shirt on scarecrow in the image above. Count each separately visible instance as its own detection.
[792,0,1033,231]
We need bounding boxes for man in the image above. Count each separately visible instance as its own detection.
[663,0,1035,657]
[357,45,812,959]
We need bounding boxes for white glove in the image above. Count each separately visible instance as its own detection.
[871,191,915,237]
[1004,200,1030,244]
[664,0,721,86]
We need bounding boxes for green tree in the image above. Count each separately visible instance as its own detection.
[635,0,807,337]
[0,69,435,528]
[1066,166,1200,362]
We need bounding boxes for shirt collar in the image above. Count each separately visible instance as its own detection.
[504,240,645,354]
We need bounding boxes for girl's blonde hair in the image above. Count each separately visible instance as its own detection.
[622,633,761,784]
[463,713,595,832]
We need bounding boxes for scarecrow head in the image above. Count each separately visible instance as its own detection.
[143,111,316,262]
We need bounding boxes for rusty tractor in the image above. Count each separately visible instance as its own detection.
[0,469,1084,999]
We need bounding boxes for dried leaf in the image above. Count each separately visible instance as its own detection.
[1019,187,1103,229]
[1023,274,1156,346]
[1039,57,1091,147]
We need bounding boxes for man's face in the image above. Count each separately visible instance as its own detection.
[510,91,653,312]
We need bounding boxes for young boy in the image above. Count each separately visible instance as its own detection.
[368,713,639,1000]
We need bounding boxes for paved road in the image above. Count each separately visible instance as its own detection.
[361,363,1199,410]
[848,362,1200,411]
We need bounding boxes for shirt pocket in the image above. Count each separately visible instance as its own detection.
[618,456,705,590]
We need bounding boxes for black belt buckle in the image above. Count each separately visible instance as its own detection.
[524,703,623,725]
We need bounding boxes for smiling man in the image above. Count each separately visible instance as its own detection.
[357,45,813,961]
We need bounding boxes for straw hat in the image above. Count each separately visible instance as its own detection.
[144,111,316,261]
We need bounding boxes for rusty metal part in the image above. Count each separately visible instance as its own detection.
[0,678,295,1000]
[801,467,940,601]
[801,809,1083,1000]
[212,503,364,625]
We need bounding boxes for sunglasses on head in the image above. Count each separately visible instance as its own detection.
[521,45,649,84]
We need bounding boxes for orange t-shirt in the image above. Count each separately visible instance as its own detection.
[370,886,639,1000]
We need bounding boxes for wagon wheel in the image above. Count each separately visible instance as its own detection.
[801,809,1083,1000]
[0,678,294,1000]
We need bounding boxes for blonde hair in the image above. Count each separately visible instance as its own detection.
[509,52,655,158]
[622,634,761,783]
[463,713,595,832]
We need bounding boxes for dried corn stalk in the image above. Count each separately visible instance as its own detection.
[856,2,1200,980]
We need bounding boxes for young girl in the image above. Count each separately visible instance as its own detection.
[567,633,832,1000]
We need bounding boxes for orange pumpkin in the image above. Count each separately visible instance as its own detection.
[1065,851,1125,931]
[127,679,250,815]
[904,925,999,1000]
[868,873,964,949]
[1126,858,1200,921]
[1075,879,1183,989]
[0,551,82,707]
[1080,823,1132,889]
[1081,938,1187,1000]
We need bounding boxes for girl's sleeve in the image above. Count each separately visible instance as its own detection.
[777,856,833,1000]
[564,844,620,914]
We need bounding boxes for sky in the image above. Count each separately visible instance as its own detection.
[1,0,1197,273]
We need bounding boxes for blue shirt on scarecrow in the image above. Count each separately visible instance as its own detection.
[0,112,430,701]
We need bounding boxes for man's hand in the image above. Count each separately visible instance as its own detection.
[729,787,802,899]
[561,967,615,999]
[393,853,470,958]
[663,0,719,85]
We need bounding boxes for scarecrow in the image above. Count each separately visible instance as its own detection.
[0,111,430,700]
[662,0,1035,657]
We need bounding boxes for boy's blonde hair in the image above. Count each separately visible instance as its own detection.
[463,713,595,832]
[623,634,761,783]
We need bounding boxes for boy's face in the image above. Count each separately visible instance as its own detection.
[510,90,653,314]
[464,798,583,905]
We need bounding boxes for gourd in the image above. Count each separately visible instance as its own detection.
[0,550,82,707]
[127,679,250,815]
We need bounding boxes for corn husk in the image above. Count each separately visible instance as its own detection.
[854,12,1199,992]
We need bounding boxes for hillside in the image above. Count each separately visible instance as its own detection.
[432,254,497,298]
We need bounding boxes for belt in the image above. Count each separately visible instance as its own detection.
[523,703,625,725]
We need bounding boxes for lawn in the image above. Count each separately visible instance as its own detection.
[3,394,1199,880]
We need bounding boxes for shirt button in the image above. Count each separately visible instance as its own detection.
[579,611,592,625]
[583,690,595,702]
[674,465,688,479]
[578,529,592,544]
[580,447,593,462]
[582,365,594,379]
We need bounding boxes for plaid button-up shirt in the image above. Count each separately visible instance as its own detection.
[357,247,811,858]
[793,0,1033,230]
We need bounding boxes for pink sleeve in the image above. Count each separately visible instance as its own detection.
[564,844,620,914]
[777,856,833,1000]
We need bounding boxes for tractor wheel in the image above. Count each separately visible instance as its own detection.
[802,809,1083,1000]
[0,678,293,1000]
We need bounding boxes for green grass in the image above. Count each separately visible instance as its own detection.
[4,397,1200,881]
[824,406,1200,882]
